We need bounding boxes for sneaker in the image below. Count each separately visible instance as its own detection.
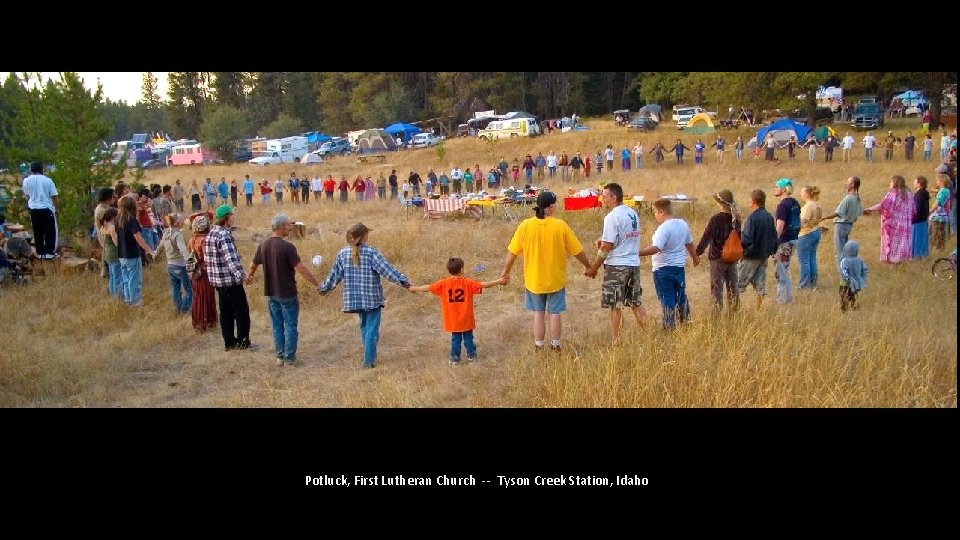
[362,363,375,369]
[276,357,284,366]
[467,355,478,362]
[284,360,296,367]
[448,359,460,366]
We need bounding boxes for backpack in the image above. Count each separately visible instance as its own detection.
[721,227,744,263]
[186,248,203,280]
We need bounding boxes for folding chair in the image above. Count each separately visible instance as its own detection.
[398,193,413,217]
[499,198,519,221]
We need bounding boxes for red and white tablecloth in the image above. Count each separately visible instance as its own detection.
[423,198,467,219]
[424,198,466,213]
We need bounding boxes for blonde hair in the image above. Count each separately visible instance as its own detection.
[348,231,365,266]
[802,186,820,200]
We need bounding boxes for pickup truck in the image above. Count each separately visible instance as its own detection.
[672,106,718,129]
[851,103,884,130]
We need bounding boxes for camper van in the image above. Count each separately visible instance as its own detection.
[477,117,541,140]
[248,136,309,165]
[168,143,211,166]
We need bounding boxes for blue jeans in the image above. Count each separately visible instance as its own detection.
[106,259,122,298]
[774,240,796,305]
[834,222,853,273]
[268,296,300,361]
[167,265,192,312]
[796,229,821,289]
[451,331,477,361]
[141,228,159,250]
[358,308,382,366]
[865,148,873,162]
[636,156,643,169]
[652,265,689,329]
[119,257,142,305]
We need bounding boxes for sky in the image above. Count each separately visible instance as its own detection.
[4,72,170,104]
[72,72,169,104]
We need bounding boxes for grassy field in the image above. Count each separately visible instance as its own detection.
[1,117,955,408]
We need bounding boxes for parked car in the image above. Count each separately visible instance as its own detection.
[249,152,281,166]
[315,138,352,156]
[851,103,884,130]
[627,116,658,131]
[138,159,165,170]
[411,132,442,148]
[232,147,253,162]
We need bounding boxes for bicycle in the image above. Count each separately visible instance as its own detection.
[931,248,957,281]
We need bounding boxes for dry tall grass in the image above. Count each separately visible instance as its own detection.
[1,117,955,407]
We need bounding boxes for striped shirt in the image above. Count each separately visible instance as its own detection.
[203,225,246,287]
[320,244,410,312]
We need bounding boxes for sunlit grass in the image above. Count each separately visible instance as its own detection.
[0,117,955,407]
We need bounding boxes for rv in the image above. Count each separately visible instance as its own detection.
[168,143,211,166]
[477,117,541,140]
[248,136,309,166]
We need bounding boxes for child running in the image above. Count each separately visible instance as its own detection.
[409,257,506,365]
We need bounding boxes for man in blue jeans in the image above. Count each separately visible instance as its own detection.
[639,198,700,329]
[247,213,321,366]
[821,176,863,273]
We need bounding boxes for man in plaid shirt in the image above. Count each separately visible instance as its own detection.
[204,204,256,351]
[320,222,411,368]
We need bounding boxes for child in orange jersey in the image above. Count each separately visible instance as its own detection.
[409,257,506,365]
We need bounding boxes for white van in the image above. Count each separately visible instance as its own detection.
[249,136,309,165]
[478,117,541,140]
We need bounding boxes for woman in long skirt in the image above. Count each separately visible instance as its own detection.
[865,175,915,264]
[187,214,217,332]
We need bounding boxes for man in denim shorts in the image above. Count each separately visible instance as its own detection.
[500,191,592,353]
[585,183,646,344]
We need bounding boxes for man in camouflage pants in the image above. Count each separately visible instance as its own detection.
[583,182,647,344]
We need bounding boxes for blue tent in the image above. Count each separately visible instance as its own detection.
[755,118,812,145]
[384,122,421,144]
[894,90,926,107]
[304,131,332,145]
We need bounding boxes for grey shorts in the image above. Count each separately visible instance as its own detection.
[737,258,767,296]
[601,265,643,309]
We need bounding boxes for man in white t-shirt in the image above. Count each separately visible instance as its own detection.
[584,183,646,343]
[861,132,877,162]
[639,198,700,329]
[546,151,558,178]
[841,132,856,163]
[310,176,322,201]
[21,162,60,259]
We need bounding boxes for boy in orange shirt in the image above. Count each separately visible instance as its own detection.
[410,257,506,365]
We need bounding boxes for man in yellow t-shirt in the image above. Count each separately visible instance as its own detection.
[499,191,592,353]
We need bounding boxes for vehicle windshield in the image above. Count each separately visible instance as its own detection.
[855,104,880,113]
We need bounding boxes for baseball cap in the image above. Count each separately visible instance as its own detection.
[536,191,557,208]
[215,204,235,221]
[775,178,793,189]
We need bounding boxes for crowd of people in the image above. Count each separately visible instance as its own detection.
[2,123,958,368]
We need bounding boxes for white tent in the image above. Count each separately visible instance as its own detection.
[301,152,323,165]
